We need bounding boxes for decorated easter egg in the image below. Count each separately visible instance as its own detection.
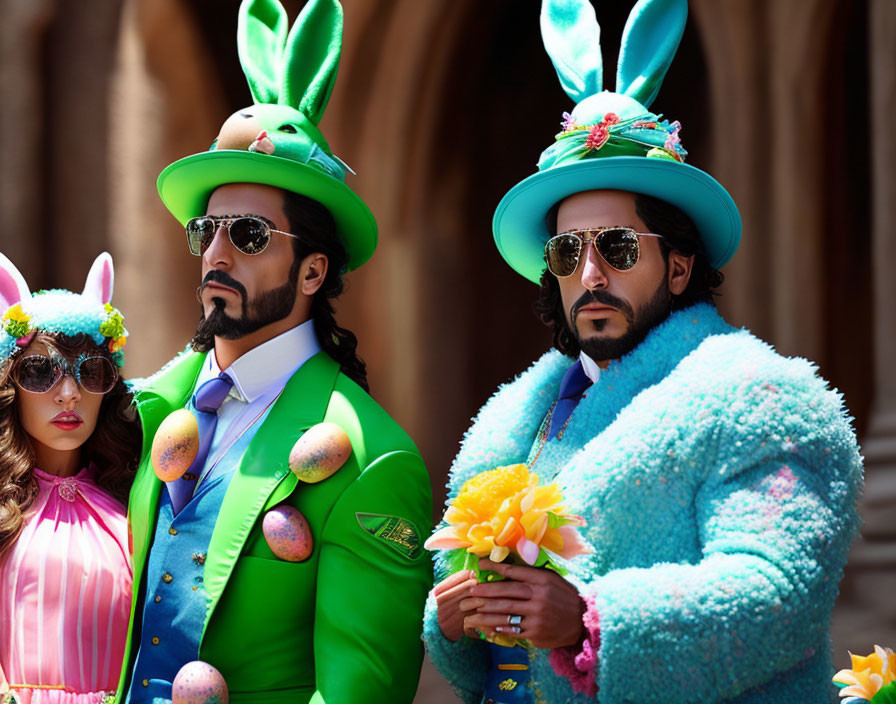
[288,422,351,483]
[172,660,228,704]
[262,505,313,562]
[151,409,199,482]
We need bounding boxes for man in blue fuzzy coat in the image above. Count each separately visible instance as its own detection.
[422,0,863,702]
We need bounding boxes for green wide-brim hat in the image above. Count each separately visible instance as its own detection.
[158,0,377,271]
[158,148,377,271]
[495,0,742,284]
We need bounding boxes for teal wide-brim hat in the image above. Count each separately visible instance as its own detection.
[157,0,376,271]
[493,0,741,284]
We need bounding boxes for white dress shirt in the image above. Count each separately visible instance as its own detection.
[580,351,602,385]
[195,319,321,474]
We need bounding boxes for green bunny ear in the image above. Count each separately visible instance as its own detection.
[280,0,343,125]
[541,0,603,104]
[238,0,289,105]
[616,0,687,107]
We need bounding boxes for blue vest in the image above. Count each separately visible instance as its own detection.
[126,410,270,704]
[480,396,589,704]
[480,643,533,704]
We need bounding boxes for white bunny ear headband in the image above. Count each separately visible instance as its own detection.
[0,252,128,365]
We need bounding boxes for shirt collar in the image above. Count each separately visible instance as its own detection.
[579,351,602,385]
[204,319,321,403]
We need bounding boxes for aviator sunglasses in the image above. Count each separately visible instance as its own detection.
[544,227,664,277]
[185,215,300,256]
[12,353,118,395]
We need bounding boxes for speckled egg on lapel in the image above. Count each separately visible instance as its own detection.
[172,660,228,704]
[262,505,313,562]
[151,409,199,482]
[288,422,352,483]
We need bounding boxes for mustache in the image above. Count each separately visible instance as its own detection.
[201,270,248,300]
[570,289,633,323]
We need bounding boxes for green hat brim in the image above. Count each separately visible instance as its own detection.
[157,150,377,270]
[492,157,741,283]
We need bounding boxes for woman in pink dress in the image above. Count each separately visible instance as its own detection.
[0,252,142,704]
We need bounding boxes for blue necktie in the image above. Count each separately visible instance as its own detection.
[167,372,234,515]
[547,361,592,440]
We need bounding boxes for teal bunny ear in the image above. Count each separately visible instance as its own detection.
[238,0,289,105]
[541,0,603,104]
[616,0,687,107]
[280,0,342,125]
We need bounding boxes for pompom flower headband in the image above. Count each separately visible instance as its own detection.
[0,252,128,367]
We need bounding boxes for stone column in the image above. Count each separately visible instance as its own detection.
[108,0,227,378]
[44,0,124,285]
[765,0,839,363]
[864,0,896,559]
[326,0,475,455]
[689,0,774,340]
[692,0,840,361]
[831,0,896,651]
[0,0,53,280]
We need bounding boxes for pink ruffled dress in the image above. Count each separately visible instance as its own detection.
[0,466,132,704]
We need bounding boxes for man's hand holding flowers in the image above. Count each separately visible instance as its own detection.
[432,569,478,642]
[460,558,587,649]
[426,464,590,647]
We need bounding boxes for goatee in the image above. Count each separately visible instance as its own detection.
[192,264,299,347]
[572,281,672,362]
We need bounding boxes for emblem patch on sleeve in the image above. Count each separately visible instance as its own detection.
[356,513,421,560]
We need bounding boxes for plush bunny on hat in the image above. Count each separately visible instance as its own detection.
[0,252,128,365]
[157,0,377,270]
[493,0,742,283]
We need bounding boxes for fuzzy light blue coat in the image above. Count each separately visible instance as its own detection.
[423,303,862,704]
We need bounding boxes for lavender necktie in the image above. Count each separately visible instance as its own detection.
[166,372,234,515]
[546,361,592,440]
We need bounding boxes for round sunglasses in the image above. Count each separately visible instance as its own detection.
[544,227,664,277]
[12,354,118,395]
[185,215,300,256]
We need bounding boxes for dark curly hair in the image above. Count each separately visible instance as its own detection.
[0,332,141,556]
[534,192,724,357]
[281,191,368,392]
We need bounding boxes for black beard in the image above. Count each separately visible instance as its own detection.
[571,281,672,362]
[194,265,299,342]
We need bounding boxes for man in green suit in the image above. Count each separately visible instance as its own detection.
[115,1,432,702]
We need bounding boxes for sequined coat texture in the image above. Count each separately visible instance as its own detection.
[423,303,862,704]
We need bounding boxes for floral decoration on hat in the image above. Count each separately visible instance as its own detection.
[99,302,128,357]
[2,303,32,339]
[556,110,686,162]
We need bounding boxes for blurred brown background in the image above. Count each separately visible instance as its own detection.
[0,0,893,700]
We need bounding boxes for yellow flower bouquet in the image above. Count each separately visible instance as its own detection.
[833,645,896,703]
[425,463,589,579]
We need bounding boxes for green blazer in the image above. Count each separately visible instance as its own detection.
[115,350,433,703]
